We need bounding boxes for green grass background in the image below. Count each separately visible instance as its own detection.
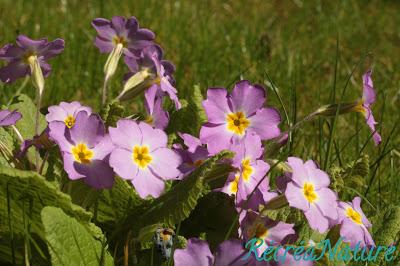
[0,0,399,207]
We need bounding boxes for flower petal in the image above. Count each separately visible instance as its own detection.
[214,240,247,266]
[74,160,114,189]
[139,122,168,151]
[315,187,338,220]
[200,123,233,155]
[131,168,165,198]
[202,88,231,124]
[230,80,265,116]
[0,110,22,126]
[149,148,181,179]
[285,182,310,211]
[304,205,329,233]
[70,112,104,147]
[173,238,214,266]
[0,60,30,83]
[109,148,138,180]
[109,119,142,151]
[248,107,281,140]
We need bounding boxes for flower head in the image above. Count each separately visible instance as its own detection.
[240,210,295,257]
[109,119,181,198]
[200,80,281,154]
[144,85,169,129]
[284,157,338,233]
[46,101,92,129]
[338,197,374,248]
[91,16,154,56]
[220,134,272,205]
[0,109,22,126]
[173,133,209,178]
[360,70,381,145]
[49,111,114,189]
[173,238,246,266]
[0,35,64,84]
[122,46,181,109]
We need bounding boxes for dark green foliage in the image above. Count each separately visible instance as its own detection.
[100,100,126,127]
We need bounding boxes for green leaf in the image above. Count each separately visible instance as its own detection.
[41,206,114,266]
[95,176,144,226]
[0,165,94,238]
[100,100,125,127]
[329,154,369,195]
[8,94,46,139]
[369,205,400,265]
[167,84,206,135]
[0,127,17,167]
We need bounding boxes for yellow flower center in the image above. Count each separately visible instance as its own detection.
[241,158,253,182]
[345,207,363,225]
[145,115,154,124]
[248,222,268,245]
[64,115,76,128]
[226,111,250,136]
[23,52,36,64]
[352,100,367,116]
[255,223,268,239]
[132,145,152,169]
[303,182,318,203]
[112,36,127,47]
[71,143,94,164]
[230,174,240,194]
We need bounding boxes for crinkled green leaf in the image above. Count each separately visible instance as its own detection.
[41,206,113,266]
[0,166,94,238]
[96,176,144,225]
[0,127,16,167]
[100,100,125,127]
[167,85,206,135]
[369,205,400,265]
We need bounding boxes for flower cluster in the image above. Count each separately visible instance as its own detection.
[0,14,383,266]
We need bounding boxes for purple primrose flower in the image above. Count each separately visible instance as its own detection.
[240,210,296,257]
[284,157,338,233]
[337,197,374,248]
[46,101,92,129]
[220,133,271,205]
[92,16,154,56]
[49,111,114,189]
[124,46,181,109]
[200,80,281,154]
[109,119,181,198]
[0,35,64,83]
[173,133,209,178]
[359,70,381,145]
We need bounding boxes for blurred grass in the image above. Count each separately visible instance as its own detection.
[0,0,399,207]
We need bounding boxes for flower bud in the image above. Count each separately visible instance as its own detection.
[27,55,45,96]
[104,43,124,81]
[116,69,156,101]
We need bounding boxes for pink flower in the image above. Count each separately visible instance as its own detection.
[200,80,281,154]
[338,197,374,248]
[284,157,338,233]
[109,119,181,198]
